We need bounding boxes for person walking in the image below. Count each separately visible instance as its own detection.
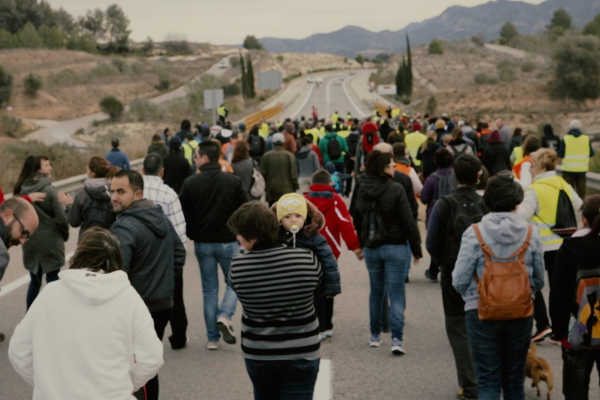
[227,201,323,400]
[296,135,320,193]
[110,170,185,400]
[247,125,266,163]
[482,130,511,177]
[179,141,248,350]
[68,156,115,240]
[147,133,169,160]
[14,156,69,309]
[8,227,164,399]
[105,138,130,171]
[427,155,486,400]
[559,120,594,198]
[142,153,189,350]
[351,150,422,354]
[513,135,541,189]
[163,137,191,194]
[260,133,299,205]
[453,173,545,400]
[320,123,349,175]
[232,141,257,199]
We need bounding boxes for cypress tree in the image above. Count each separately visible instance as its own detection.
[239,52,247,98]
[246,54,256,98]
[405,34,413,96]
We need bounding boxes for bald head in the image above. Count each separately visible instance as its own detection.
[0,197,39,247]
[373,142,393,154]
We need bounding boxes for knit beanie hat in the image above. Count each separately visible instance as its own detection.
[276,193,308,221]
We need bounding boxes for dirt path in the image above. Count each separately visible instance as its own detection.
[484,43,547,64]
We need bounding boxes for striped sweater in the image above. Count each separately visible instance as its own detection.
[229,245,322,360]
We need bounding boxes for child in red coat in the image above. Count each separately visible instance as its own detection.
[304,169,362,339]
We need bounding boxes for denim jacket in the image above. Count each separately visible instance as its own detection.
[452,212,545,312]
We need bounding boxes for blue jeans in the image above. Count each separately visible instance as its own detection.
[194,242,238,341]
[26,269,59,309]
[364,244,410,342]
[465,310,532,400]
[245,358,320,400]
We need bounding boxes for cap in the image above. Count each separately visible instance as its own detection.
[272,132,285,144]
[569,120,581,131]
[361,121,378,134]
[220,129,232,138]
[276,193,308,222]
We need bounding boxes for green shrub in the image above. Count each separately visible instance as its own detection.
[474,73,498,85]
[66,33,97,53]
[24,74,42,97]
[551,35,600,101]
[48,68,81,87]
[0,29,17,49]
[155,77,170,91]
[521,62,536,73]
[0,66,13,106]
[111,58,127,73]
[223,83,240,97]
[428,39,444,55]
[16,22,42,48]
[276,54,284,62]
[1,115,24,137]
[100,96,124,121]
[471,35,484,47]
[497,60,516,82]
[86,62,119,81]
[127,99,164,121]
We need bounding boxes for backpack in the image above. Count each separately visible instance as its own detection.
[249,135,262,157]
[569,267,600,349]
[472,224,534,320]
[553,189,577,238]
[82,187,115,232]
[361,181,389,248]
[327,137,342,160]
[250,166,265,199]
[346,132,360,157]
[436,171,457,198]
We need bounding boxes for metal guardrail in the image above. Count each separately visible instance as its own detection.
[244,103,284,129]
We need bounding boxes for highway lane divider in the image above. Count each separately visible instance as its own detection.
[244,103,284,129]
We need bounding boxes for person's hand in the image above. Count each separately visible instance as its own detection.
[353,248,364,260]
[58,192,73,206]
[27,192,46,203]
[413,257,422,265]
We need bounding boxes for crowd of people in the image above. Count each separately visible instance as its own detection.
[0,106,598,400]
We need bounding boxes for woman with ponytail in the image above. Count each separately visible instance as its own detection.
[550,194,600,399]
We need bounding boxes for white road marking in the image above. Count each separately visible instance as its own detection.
[314,359,332,400]
[290,81,316,119]
[0,251,75,298]
[342,75,368,118]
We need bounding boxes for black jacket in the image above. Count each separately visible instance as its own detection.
[111,199,185,311]
[482,142,511,176]
[180,163,248,243]
[350,174,422,257]
[550,233,600,340]
[163,150,191,194]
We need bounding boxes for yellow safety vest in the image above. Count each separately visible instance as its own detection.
[182,142,194,166]
[346,113,352,121]
[331,113,339,123]
[531,175,573,249]
[391,108,401,119]
[512,146,523,166]
[405,131,427,167]
[217,106,227,117]
[562,134,590,172]
[338,130,350,138]
[259,123,270,138]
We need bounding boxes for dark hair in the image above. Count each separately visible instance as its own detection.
[231,141,250,164]
[0,197,30,218]
[304,133,314,144]
[227,201,279,247]
[453,155,482,186]
[199,141,221,163]
[392,142,406,159]
[249,124,260,137]
[434,147,454,169]
[366,151,393,177]
[14,155,47,194]
[111,137,119,148]
[312,168,331,185]
[582,195,600,236]
[484,172,524,212]
[523,135,541,156]
[181,119,191,131]
[169,137,182,152]
[69,227,123,273]
[152,133,162,142]
[88,156,110,178]
[143,153,163,175]
[301,135,313,146]
[113,169,144,192]
[513,127,522,137]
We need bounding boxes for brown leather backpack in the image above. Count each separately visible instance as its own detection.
[473,224,534,321]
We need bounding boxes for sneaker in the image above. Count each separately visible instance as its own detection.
[168,335,187,350]
[206,341,219,350]
[531,327,552,343]
[424,269,438,282]
[217,316,236,344]
[391,339,405,355]
[323,329,333,339]
[369,336,382,348]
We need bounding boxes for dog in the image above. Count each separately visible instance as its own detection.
[526,342,554,400]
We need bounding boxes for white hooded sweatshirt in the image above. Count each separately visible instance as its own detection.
[9,269,164,400]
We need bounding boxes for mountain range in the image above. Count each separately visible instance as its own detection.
[259,0,600,56]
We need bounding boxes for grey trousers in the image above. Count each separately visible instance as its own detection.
[445,314,478,398]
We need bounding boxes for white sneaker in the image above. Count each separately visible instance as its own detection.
[369,336,382,348]
[217,316,236,345]
[206,341,219,350]
[323,329,333,339]
[391,344,406,355]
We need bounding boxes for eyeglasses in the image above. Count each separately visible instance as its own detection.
[13,214,30,240]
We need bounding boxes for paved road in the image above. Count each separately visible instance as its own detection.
[1,74,593,399]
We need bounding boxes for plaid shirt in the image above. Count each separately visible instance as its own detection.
[143,175,187,244]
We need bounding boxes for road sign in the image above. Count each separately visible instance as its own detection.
[258,70,283,91]
[204,89,224,110]
[377,84,396,96]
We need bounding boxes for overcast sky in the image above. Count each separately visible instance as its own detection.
[47,0,544,45]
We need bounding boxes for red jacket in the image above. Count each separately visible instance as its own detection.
[304,184,360,259]
[311,144,323,165]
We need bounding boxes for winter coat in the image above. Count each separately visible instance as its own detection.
[19,175,68,274]
[260,146,299,204]
[448,139,474,157]
[417,142,440,179]
[69,177,114,240]
[305,184,360,259]
[233,158,255,196]
[319,133,349,164]
[147,142,169,161]
[111,199,185,311]
[163,150,191,194]
[452,212,545,312]
[247,133,266,162]
[421,167,456,223]
[351,174,422,257]
[273,200,341,296]
[482,142,511,176]
[8,269,163,400]
[105,148,130,171]
[296,145,320,178]
[180,163,248,243]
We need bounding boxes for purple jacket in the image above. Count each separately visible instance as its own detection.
[420,167,455,223]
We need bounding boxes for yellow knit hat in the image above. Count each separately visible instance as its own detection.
[276,193,308,221]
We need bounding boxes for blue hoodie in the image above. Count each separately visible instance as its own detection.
[452,212,545,312]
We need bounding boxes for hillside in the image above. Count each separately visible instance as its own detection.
[260,0,600,56]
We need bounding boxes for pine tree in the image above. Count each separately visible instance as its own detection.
[239,52,247,98]
[406,34,413,96]
[396,57,406,97]
[246,54,256,98]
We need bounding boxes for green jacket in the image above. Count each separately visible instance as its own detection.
[260,146,299,204]
[319,132,349,164]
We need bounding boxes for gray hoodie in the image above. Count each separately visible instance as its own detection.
[69,177,114,240]
[452,212,545,312]
[296,145,320,178]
